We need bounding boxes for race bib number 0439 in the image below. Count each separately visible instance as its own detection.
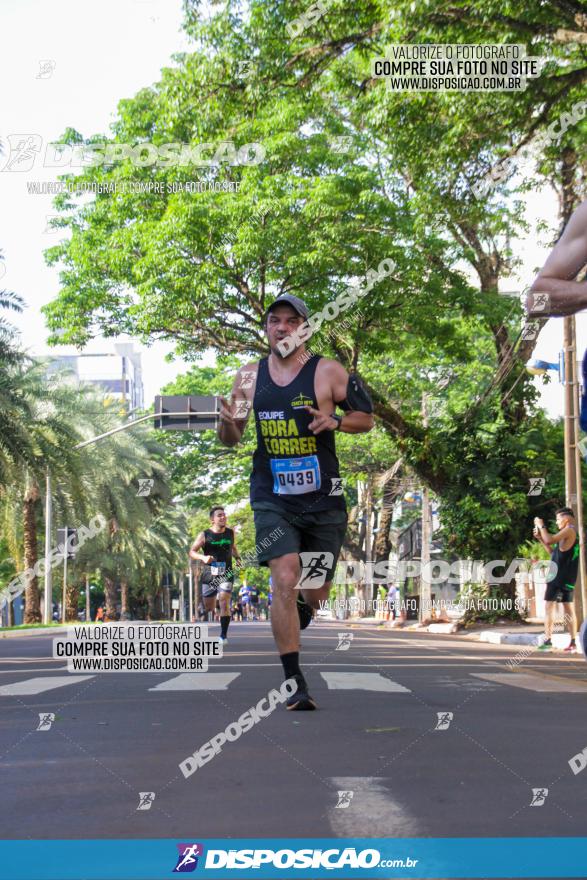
[270,455,321,495]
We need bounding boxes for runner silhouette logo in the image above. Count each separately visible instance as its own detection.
[173,843,204,872]
[530,788,548,807]
[298,551,334,589]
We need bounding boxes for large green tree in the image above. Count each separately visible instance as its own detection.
[39,1,585,576]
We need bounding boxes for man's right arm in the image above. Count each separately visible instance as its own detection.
[189,532,211,563]
[535,531,550,553]
[217,365,256,448]
[528,201,587,316]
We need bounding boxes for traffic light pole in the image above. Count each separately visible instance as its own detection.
[74,410,218,449]
[61,541,68,625]
[43,469,53,625]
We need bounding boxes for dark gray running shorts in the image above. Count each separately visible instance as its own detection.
[252,503,347,581]
[201,580,233,598]
[544,581,575,603]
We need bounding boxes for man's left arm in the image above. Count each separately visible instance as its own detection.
[534,518,569,546]
[307,361,374,434]
[333,364,374,433]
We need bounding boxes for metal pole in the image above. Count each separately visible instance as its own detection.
[85,573,91,623]
[179,572,185,623]
[419,393,432,623]
[188,565,194,623]
[43,469,53,624]
[74,411,218,449]
[61,539,68,625]
[194,562,202,619]
[563,319,576,510]
[569,322,586,626]
[121,356,127,410]
[364,478,373,613]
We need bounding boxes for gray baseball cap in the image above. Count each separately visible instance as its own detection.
[265,294,309,320]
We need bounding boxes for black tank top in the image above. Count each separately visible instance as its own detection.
[550,528,579,589]
[202,527,234,582]
[250,354,345,513]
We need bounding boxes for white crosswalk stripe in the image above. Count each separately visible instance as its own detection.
[320,671,411,692]
[0,675,94,696]
[149,672,240,691]
[470,672,587,693]
[2,669,584,698]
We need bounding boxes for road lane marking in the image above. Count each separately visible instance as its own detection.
[0,668,71,674]
[470,672,587,693]
[149,672,240,691]
[320,672,411,692]
[0,675,94,696]
[329,777,418,836]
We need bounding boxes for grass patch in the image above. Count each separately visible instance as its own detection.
[0,620,100,632]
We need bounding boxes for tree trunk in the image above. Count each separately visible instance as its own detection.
[65,581,80,622]
[374,502,393,564]
[120,578,130,617]
[342,504,362,558]
[23,483,41,624]
[560,146,578,225]
[146,592,156,621]
[104,576,119,620]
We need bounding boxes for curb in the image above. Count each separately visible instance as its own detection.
[0,626,69,639]
[479,630,584,653]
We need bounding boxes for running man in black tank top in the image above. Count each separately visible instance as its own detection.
[190,506,241,643]
[534,507,579,652]
[217,295,374,709]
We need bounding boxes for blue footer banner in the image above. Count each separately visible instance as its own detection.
[0,838,586,879]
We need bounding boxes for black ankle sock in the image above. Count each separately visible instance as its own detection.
[220,616,230,638]
[280,651,302,682]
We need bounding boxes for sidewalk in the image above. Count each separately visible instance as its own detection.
[4,618,582,654]
[338,615,585,653]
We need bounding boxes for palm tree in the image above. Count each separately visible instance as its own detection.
[0,286,188,624]
[0,286,28,488]
[11,364,92,622]
[70,417,180,621]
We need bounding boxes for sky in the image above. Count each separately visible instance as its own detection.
[0,0,585,413]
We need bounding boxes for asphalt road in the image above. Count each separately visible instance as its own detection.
[1,620,586,844]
